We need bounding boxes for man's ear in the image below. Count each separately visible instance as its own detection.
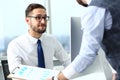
[25,17,30,24]
[25,17,29,22]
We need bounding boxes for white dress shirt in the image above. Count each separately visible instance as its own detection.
[62,0,112,79]
[7,33,70,72]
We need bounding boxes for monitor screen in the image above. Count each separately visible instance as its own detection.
[71,17,83,61]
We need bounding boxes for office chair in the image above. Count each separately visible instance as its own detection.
[1,60,12,80]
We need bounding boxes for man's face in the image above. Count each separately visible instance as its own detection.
[76,0,88,7]
[26,8,49,34]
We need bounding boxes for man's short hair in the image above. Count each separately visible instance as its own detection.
[25,3,46,17]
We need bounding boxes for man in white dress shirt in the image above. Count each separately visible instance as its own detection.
[7,3,70,73]
[49,0,120,80]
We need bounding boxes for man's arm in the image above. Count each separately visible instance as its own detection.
[53,37,71,67]
[7,41,22,72]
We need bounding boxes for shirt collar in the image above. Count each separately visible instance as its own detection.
[26,32,44,44]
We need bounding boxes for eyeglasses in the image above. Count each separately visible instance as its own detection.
[28,15,50,21]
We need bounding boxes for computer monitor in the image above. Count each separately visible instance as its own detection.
[71,17,83,61]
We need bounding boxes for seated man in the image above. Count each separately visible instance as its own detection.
[7,3,70,73]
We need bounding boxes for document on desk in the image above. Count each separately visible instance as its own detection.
[7,65,59,80]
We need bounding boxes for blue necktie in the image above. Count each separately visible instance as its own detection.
[37,39,45,68]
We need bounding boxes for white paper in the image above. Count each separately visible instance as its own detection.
[8,65,59,80]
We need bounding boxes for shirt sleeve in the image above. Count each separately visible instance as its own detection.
[62,64,77,79]
[62,6,112,79]
[7,41,22,72]
[53,37,71,68]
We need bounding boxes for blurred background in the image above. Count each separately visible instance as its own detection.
[0,0,85,56]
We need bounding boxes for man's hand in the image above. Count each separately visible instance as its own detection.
[46,72,68,80]
[112,73,116,80]
[57,71,68,80]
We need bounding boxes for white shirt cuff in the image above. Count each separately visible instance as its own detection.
[62,65,77,79]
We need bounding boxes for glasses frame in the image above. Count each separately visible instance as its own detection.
[28,15,50,21]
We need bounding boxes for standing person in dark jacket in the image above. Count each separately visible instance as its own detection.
[47,0,120,80]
